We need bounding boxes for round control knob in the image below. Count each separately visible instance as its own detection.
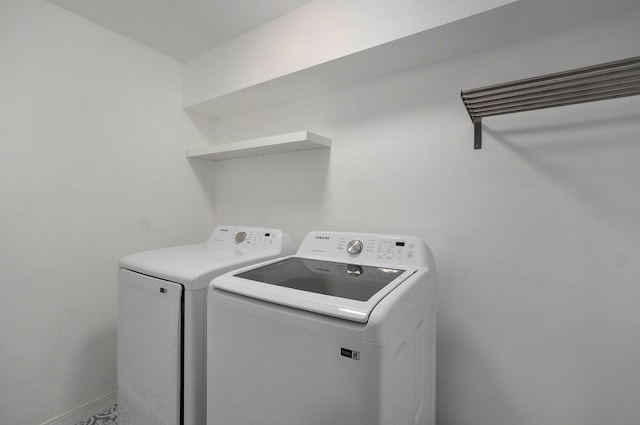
[346,239,363,255]
[235,231,246,243]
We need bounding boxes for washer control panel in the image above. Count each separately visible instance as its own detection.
[207,226,292,252]
[298,231,430,267]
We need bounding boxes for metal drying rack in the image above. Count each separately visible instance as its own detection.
[460,56,640,149]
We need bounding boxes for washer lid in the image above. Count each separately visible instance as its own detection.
[213,257,417,323]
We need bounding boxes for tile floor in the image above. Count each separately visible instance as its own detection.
[74,404,117,425]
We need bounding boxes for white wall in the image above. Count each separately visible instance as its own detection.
[202,10,640,425]
[0,2,214,424]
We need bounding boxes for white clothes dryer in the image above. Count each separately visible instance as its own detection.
[207,231,437,425]
[117,225,294,425]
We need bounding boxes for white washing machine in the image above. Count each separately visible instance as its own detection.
[207,231,437,425]
[117,225,294,425]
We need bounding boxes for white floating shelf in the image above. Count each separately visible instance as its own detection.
[186,131,331,161]
[183,0,638,117]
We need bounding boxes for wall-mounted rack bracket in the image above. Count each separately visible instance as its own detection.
[473,119,482,150]
[461,56,640,150]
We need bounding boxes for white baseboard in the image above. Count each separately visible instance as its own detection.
[39,391,117,425]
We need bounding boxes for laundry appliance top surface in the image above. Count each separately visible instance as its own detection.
[119,225,293,290]
[212,231,434,322]
[235,257,405,302]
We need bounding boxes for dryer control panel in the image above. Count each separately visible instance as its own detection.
[296,231,432,268]
[206,226,293,253]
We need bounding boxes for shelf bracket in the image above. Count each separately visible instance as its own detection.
[474,119,482,150]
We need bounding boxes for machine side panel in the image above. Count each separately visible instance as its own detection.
[376,276,436,425]
[424,298,437,425]
[118,269,183,425]
[182,288,207,425]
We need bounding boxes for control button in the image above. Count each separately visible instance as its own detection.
[235,232,246,243]
[346,240,363,255]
